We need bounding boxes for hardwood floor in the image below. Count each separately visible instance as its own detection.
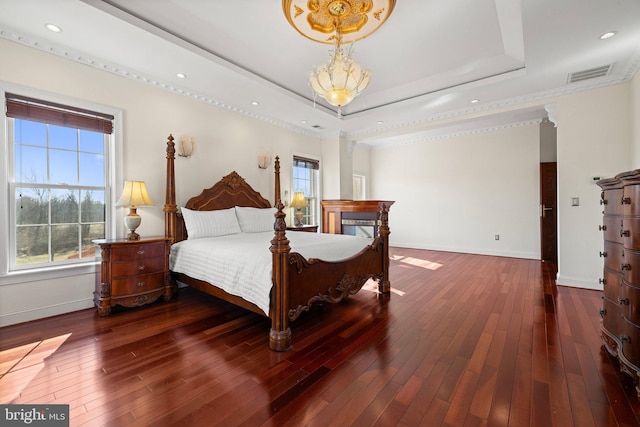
[1,248,639,426]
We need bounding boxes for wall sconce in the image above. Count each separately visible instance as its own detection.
[290,192,308,227]
[258,152,272,169]
[115,181,154,240]
[178,135,195,158]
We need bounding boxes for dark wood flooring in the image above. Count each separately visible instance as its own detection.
[1,248,639,426]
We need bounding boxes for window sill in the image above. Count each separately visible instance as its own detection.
[0,262,99,286]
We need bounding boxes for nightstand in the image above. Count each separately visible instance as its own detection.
[93,236,174,316]
[287,225,318,233]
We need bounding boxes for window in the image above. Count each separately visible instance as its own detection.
[5,93,114,270]
[292,156,320,226]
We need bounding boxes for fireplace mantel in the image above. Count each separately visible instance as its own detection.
[321,200,395,235]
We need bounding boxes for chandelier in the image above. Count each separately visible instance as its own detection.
[283,0,396,116]
[309,29,370,117]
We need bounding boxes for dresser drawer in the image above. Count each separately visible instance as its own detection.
[603,297,623,339]
[623,185,640,216]
[621,281,640,326]
[603,240,624,273]
[111,256,165,278]
[603,188,624,216]
[603,269,623,301]
[622,249,640,284]
[622,217,640,250]
[603,215,623,244]
[111,272,165,296]
[111,242,166,261]
[621,318,640,367]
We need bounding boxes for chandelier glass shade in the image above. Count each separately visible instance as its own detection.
[309,34,370,115]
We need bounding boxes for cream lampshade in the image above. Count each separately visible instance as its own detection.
[290,192,308,227]
[115,181,154,240]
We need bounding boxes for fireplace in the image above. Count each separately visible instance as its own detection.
[321,200,394,236]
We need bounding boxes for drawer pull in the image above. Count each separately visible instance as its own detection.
[138,265,145,271]
[599,308,606,317]
[621,335,631,344]
[622,263,631,271]
[599,225,607,231]
[621,229,630,237]
[137,249,145,255]
[599,251,607,258]
[618,297,629,305]
[622,197,631,205]
[599,278,606,285]
[137,281,146,287]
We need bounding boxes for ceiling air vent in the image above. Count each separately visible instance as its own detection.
[567,65,611,83]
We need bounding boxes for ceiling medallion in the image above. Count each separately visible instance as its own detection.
[283,0,396,44]
[283,0,395,116]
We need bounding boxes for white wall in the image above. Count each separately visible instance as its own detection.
[632,72,640,166]
[555,84,632,289]
[0,39,321,326]
[370,123,541,259]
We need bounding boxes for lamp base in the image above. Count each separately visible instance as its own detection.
[124,209,142,241]
[294,209,304,227]
[126,231,141,241]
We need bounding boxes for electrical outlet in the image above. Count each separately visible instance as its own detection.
[495,234,500,240]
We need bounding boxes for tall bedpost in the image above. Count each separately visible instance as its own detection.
[378,204,391,293]
[270,156,291,351]
[274,156,281,204]
[164,134,177,241]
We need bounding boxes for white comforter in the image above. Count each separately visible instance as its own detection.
[169,232,374,315]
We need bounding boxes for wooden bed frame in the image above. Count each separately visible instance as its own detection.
[163,134,391,351]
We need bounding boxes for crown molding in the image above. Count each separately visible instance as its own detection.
[367,118,544,150]
[0,28,324,140]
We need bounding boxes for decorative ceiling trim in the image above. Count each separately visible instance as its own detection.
[344,56,640,140]
[367,118,545,150]
[0,27,324,140]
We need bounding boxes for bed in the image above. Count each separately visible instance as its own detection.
[163,134,391,351]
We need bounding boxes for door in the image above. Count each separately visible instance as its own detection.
[540,162,558,264]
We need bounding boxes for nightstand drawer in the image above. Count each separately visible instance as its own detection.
[111,272,165,296]
[111,242,165,261]
[111,256,165,277]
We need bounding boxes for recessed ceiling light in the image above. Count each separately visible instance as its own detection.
[377,121,384,125]
[471,99,479,104]
[176,73,187,79]
[45,23,62,33]
[251,101,259,106]
[300,120,307,124]
[600,31,617,40]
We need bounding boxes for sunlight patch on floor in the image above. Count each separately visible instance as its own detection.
[362,279,406,296]
[391,254,443,270]
[0,333,71,402]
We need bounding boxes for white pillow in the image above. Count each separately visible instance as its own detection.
[180,207,241,239]
[235,206,277,233]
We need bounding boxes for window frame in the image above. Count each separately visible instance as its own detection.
[292,154,320,227]
[0,84,123,284]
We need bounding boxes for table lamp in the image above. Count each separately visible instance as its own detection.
[290,192,308,227]
[115,181,154,240]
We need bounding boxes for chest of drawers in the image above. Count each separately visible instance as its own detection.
[93,237,174,315]
[598,170,640,395]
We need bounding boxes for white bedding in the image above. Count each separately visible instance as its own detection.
[169,231,374,315]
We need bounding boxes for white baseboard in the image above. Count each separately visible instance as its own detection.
[555,274,601,290]
[0,298,94,327]
[391,241,539,260]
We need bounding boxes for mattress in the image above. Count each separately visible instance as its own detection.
[169,231,374,315]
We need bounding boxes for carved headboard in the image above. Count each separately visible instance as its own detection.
[164,134,281,244]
